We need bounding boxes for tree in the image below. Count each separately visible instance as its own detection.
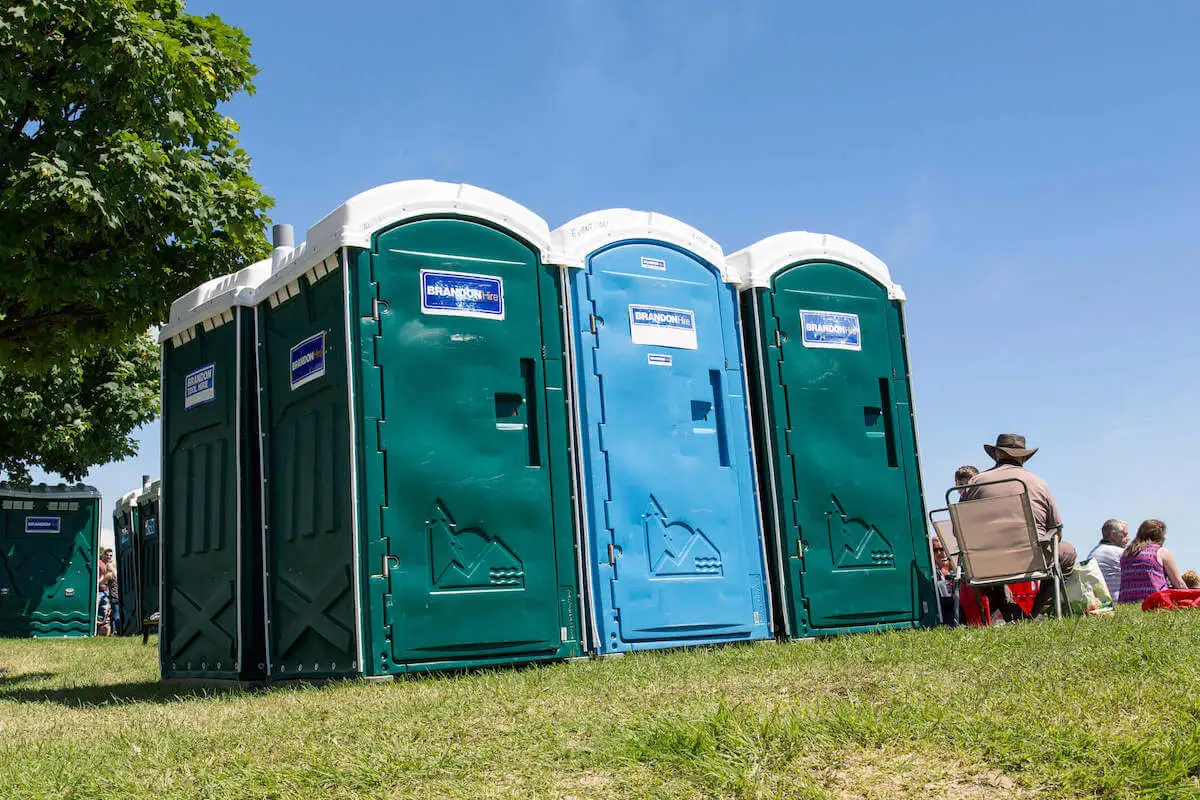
[0,0,273,367]
[0,333,159,483]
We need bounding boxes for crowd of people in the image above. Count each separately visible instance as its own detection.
[96,547,118,636]
[932,433,1196,625]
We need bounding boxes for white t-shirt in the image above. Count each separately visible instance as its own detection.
[1086,542,1124,602]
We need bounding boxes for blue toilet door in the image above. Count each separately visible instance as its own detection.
[573,241,766,653]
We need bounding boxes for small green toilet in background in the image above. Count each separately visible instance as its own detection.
[254,180,583,680]
[159,259,271,681]
[728,233,937,638]
[0,483,101,637]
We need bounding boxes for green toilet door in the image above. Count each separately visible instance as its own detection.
[371,218,567,665]
[769,262,923,633]
[161,318,240,677]
[259,269,357,677]
[0,501,97,637]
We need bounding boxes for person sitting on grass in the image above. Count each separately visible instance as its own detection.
[1179,570,1199,589]
[931,536,958,625]
[1087,519,1128,602]
[1119,520,1186,604]
[955,465,979,487]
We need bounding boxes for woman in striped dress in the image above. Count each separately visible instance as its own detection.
[1119,519,1185,604]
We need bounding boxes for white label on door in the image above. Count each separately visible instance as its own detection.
[799,310,861,351]
[184,363,216,409]
[289,332,327,390]
[24,516,61,534]
[639,256,667,271]
[647,353,673,366]
[628,305,698,350]
[420,270,504,320]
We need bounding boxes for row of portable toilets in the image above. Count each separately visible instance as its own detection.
[113,478,162,636]
[153,180,936,683]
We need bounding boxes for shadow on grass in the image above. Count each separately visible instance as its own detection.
[0,671,54,687]
[0,679,259,707]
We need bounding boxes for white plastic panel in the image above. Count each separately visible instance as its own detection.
[0,483,102,500]
[727,232,904,301]
[114,489,141,515]
[550,209,733,283]
[255,180,552,303]
[160,258,271,342]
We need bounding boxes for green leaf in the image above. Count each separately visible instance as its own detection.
[0,0,273,369]
[0,335,160,482]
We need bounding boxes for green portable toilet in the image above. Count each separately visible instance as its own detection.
[728,233,937,637]
[135,479,161,629]
[159,259,271,681]
[255,180,582,679]
[0,483,100,637]
[113,487,142,636]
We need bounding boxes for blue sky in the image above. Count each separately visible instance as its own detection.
[51,1,1200,571]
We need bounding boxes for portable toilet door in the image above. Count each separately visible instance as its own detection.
[113,489,141,636]
[254,180,583,680]
[0,483,100,637]
[159,259,271,681]
[729,233,937,638]
[551,210,771,654]
[135,480,162,629]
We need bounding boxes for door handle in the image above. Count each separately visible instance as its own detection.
[708,370,731,467]
[492,359,542,468]
[520,358,541,467]
[877,378,899,468]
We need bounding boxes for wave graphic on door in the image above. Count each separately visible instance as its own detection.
[826,495,895,568]
[429,502,525,590]
[643,496,723,577]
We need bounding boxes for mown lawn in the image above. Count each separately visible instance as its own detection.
[1,607,1197,799]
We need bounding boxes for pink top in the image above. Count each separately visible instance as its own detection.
[1119,544,1168,605]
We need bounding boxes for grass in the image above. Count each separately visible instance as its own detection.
[1,607,1198,799]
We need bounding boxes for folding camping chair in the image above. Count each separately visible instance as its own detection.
[939,477,1068,621]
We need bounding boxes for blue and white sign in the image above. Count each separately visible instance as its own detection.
[640,256,667,271]
[647,353,673,367]
[420,269,505,320]
[145,519,159,538]
[628,304,698,350]
[290,332,327,390]
[184,363,216,409]
[25,516,61,534]
[799,310,861,351]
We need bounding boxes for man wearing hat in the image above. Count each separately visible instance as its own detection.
[964,433,1077,620]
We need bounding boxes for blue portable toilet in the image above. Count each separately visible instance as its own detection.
[551,210,771,654]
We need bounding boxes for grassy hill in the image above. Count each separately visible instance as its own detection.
[1,607,1197,799]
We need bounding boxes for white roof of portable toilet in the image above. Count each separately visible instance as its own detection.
[160,258,272,343]
[115,489,141,515]
[254,180,552,304]
[550,209,734,283]
[0,482,102,499]
[727,232,905,301]
[139,479,161,503]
